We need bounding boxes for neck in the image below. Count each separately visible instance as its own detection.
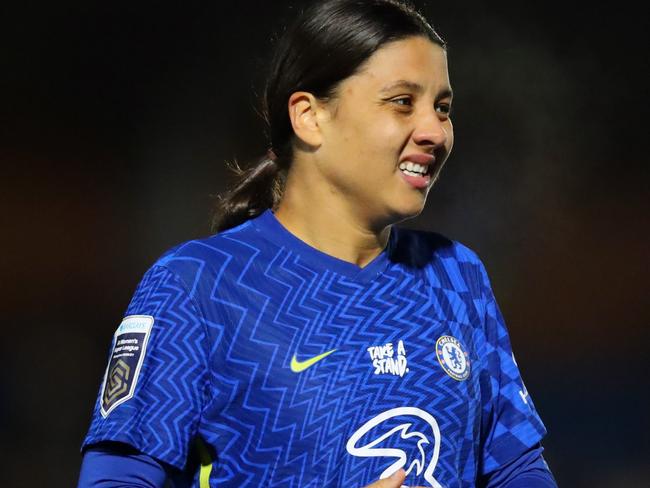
[274,169,391,269]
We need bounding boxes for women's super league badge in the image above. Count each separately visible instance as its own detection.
[100,315,154,417]
[435,335,470,381]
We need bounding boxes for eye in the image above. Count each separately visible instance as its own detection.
[436,103,452,117]
[391,96,413,107]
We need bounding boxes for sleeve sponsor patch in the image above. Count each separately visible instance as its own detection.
[100,315,154,418]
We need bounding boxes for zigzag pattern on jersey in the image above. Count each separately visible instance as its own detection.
[83,219,547,486]
[84,264,212,469]
[187,227,496,487]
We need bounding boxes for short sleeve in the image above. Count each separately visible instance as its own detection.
[477,263,547,475]
[82,264,211,470]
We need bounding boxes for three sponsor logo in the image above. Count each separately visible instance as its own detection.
[347,407,443,488]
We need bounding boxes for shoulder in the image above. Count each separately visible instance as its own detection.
[391,226,484,269]
[144,218,263,286]
[391,226,488,296]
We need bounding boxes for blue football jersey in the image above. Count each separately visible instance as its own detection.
[83,209,547,487]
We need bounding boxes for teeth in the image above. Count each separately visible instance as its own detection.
[399,162,427,175]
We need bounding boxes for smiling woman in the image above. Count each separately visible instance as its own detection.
[277,36,453,228]
[213,0,450,243]
[77,1,557,487]
[266,36,454,269]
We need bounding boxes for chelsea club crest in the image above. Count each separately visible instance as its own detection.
[435,335,470,381]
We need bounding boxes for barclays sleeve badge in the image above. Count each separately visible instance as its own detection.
[100,315,154,417]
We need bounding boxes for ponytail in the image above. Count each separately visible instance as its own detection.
[211,149,285,233]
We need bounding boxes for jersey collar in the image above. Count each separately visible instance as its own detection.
[251,208,395,284]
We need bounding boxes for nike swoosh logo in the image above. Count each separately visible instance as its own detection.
[290,349,337,373]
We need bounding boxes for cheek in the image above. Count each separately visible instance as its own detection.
[323,101,406,175]
[344,119,405,168]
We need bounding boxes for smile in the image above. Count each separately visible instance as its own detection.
[398,161,430,177]
[397,153,437,189]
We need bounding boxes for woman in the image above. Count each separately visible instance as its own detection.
[78,1,557,487]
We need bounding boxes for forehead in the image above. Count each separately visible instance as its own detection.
[347,36,450,93]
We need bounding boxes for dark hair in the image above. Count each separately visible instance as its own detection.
[212,0,446,232]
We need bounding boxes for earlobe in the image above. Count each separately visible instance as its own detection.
[287,91,323,148]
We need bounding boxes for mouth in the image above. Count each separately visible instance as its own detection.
[398,161,433,178]
[397,154,436,190]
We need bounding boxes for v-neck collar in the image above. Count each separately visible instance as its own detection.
[251,209,395,284]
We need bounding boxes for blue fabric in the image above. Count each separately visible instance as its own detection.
[481,444,557,487]
[504,474,558,488]
[78,444,167,488]
[476,265,548,473]
[82,209,550,487]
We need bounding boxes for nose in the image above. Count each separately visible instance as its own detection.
[412,109,448,149]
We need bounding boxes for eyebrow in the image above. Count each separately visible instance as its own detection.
[379,79,453,99]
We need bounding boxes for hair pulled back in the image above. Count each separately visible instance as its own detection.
[212,0,445,232]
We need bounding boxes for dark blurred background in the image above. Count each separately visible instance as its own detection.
[1,1,648,486]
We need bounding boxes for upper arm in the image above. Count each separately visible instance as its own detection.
[78,442,167,488]
[477,261,548,474]
[81,264,212,470]
[478,443,557,488]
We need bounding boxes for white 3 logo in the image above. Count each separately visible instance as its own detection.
[346,407,442,488]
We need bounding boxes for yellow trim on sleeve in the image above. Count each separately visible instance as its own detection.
[195,438,213,488]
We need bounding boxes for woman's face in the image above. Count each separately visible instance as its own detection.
[314,35,454,225]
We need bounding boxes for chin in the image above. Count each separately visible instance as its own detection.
[385,199,427,225]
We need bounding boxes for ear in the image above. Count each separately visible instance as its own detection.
[287,91,327,148]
